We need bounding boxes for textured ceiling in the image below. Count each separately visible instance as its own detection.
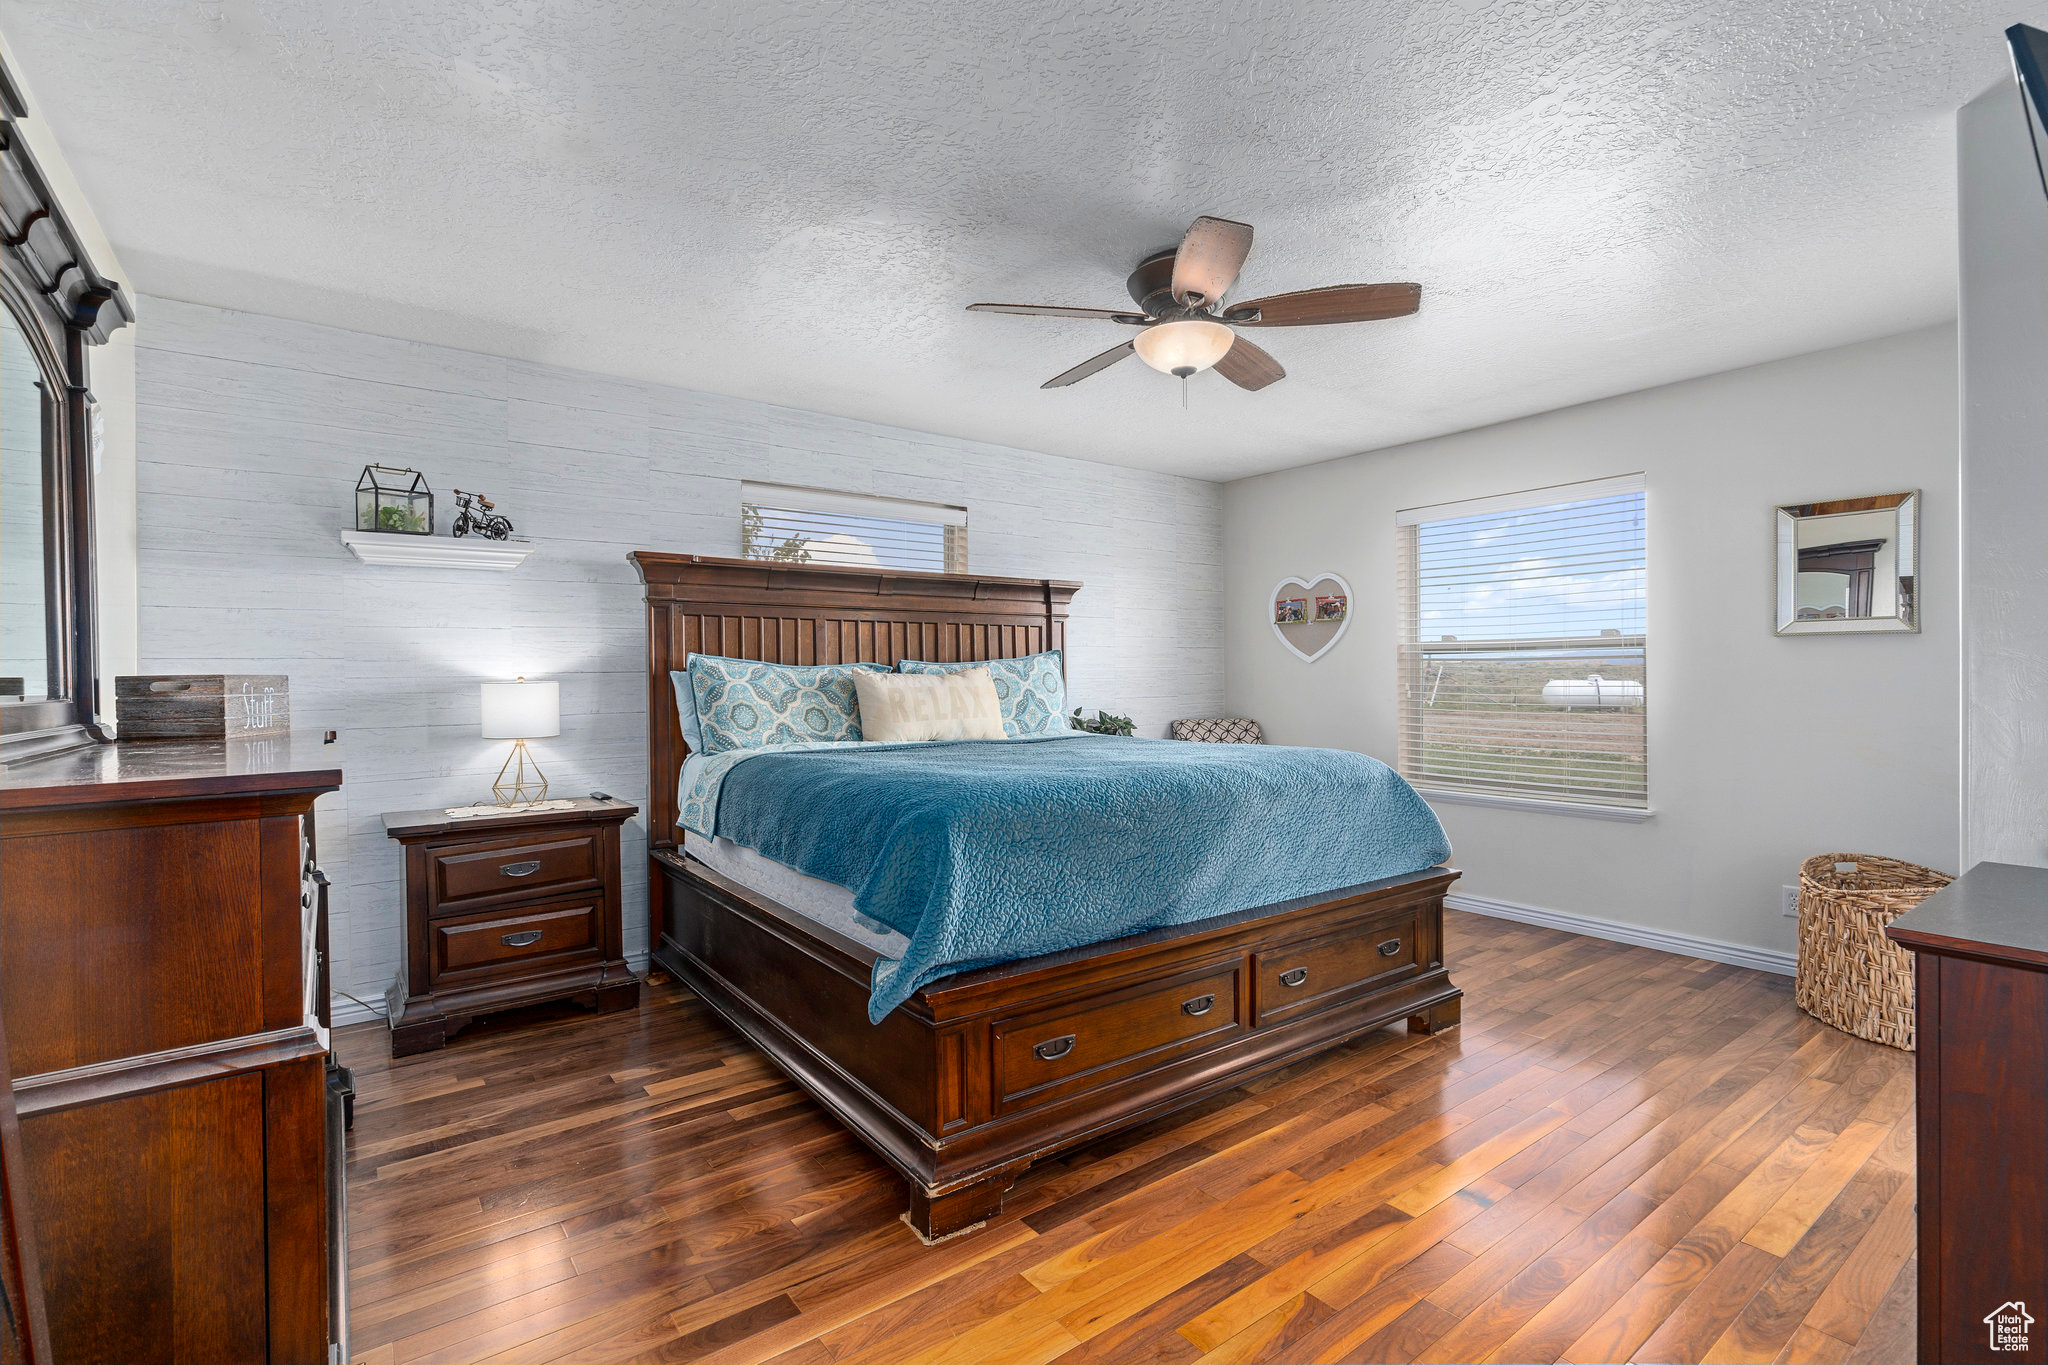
[2,0,2031,480]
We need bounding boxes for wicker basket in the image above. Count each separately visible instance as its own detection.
[1794,853,1952,1050]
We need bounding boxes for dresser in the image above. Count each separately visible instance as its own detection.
[0,737,343,1365]
[1885,861,2047,1365]
[383,798,639,1056]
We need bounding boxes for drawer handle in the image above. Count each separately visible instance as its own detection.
[1033,1034,1077,1061]
[500,860,542,878]
[501,930,544,948]
[1378,938,1404,957]
[1279,967,1309,988]
[1182,994,1215,1016]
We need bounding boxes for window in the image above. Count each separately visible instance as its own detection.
[739,483,968,573]
[1397,475,1647,812]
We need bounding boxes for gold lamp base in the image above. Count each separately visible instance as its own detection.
[492,739,551,806]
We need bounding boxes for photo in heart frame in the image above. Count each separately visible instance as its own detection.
[1269,572,1353,663]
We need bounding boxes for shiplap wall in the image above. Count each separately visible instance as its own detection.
[133,296,1224,1022]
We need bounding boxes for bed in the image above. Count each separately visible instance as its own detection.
[632,552,1462,1238]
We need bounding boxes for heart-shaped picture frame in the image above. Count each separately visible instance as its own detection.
[1269,572,1353,663]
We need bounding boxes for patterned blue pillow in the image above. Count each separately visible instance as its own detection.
[897,651,1067,737]
[688,656,891,753]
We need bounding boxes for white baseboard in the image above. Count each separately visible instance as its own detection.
[1447,892,1797,977]
[330,993,385,1027]
[325,951,654,1030]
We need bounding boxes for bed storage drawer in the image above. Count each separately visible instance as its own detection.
[992,961,1245,1113]
[1254,909,1422,1026]
[431,897,601,984]
[431,832,599,911]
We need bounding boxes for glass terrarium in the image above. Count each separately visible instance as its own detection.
[356,464,434,535]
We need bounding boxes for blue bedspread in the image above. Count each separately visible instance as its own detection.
[688,734,1451,1022]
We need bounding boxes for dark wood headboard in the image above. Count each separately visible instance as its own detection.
[629,553,1082,855]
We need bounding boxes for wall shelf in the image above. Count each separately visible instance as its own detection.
[340,531,536,571]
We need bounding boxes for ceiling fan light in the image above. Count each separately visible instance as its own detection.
[1132,319,1235,377]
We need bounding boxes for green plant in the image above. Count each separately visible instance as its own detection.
[377,502,426,533]
[739,502,811,563]
[1070,707,1135,736]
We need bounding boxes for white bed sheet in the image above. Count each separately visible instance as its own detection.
[682,830,909,957]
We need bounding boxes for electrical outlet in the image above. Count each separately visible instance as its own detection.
[1781,885,1799,918]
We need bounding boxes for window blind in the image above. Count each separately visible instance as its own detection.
[1396,476,1647,809]
[739,483,968,574]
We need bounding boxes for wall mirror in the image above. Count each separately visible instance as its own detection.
[2,57,133,760]
[1774,491,1919,635]
[0,303,50,703]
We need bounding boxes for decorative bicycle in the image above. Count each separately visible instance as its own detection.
[451,489,515,540]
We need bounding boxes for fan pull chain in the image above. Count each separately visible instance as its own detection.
[1181,373,1190,410]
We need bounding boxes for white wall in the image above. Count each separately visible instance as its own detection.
[133,297,1223,1020]
[90,328,139,713]
[1,39,140,712]
[1224,326,1959,961]
[1958,80,2048,869]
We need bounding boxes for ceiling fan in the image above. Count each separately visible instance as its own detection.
[967,216,1420,392]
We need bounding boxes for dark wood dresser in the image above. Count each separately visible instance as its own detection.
[383,798,639,1056]
[0,738,343,1364]
[1886,861,2047,1365]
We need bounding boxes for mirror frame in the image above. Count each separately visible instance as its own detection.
[1773,490,1921,636]
[0,60,133,761]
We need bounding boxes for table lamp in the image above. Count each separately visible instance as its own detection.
[481,678,559,805]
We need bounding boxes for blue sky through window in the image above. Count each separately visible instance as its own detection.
[1415,492,1646,644]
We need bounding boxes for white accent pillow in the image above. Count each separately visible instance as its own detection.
[853,668,1006,743]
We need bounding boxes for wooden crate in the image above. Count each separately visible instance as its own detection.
[115,675,291,740]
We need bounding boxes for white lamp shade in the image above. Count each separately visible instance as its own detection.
[481,679,560,739]
[1132,319,1236,376]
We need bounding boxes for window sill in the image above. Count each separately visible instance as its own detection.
[1415,788,1655,823]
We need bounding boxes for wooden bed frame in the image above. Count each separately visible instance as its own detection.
[631,553,1461,1238]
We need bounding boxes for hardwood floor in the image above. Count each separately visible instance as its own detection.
[337,909,1917,1365]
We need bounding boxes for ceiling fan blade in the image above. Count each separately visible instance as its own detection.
[1042,340,1137,389]
[1224,282,1420,327]
[1213,336,1286,391]
[968,303,1148,323]
[1170,216,1254,305]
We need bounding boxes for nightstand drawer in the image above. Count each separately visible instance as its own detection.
[431,898,600,984]
[432,832,598,912]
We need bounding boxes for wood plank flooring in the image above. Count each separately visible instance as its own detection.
[336,910,1917,1364]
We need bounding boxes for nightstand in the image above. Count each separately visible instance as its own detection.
[382,797,640,1056]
